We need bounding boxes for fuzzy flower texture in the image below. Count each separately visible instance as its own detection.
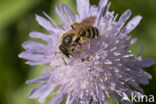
[19,0,155,104]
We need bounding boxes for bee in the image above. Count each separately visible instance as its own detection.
[59,16,99,58]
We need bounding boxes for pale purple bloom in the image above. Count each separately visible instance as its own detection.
[19,0,155,104]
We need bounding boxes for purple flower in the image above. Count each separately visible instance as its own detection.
[19,0,155,104]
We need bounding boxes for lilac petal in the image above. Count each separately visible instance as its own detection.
[123,38,138,48]
[29,83,55,103]
[89,5,98,16]
[26,61,50,66]
[70,98,79,104]
[113,13,118,21]
[98,0,108,10]
[43,12,57,28]
[61,4,75,21]
[22,41,46,50]
[48,93,65,104]
[127,80,144,93]
[39,84,55,103]
[134,68,152,79]
[135,75,150,85]
[36,15,53,31]
[97,0,108,19]
[117,9,131,28]
[29,83,47,98]
[55,6,70,25]
[104,2,111,18]
[129,38,137,45]
[29,32,51,42]
[142,71,152,79]
[26,77,49,84]
[135,58,155,67]
[122,16,142,34]
[18,52,44,61]
[65,95,71,104]
[76,0,90,20]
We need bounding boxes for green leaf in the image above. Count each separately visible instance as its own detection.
[49,0,76,24]
[0,0,41,29]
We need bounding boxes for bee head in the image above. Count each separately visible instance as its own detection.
[62,34,75,46]
[59,45,70,58]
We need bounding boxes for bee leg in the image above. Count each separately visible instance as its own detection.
[81,58,85,62]
[89,96,93,104]
[62,56,67,65]
[86,56,90,62]
[78,43,82,52]
[71,47,75,52]
[56,51,67,65]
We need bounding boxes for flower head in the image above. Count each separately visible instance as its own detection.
[19,0,155,104]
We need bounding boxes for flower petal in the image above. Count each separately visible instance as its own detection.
[29,32,51,42]
[22,41,46,50]
[122,16,142,34]
[135,75,150,84]
[18,52,45,61]
[26,76,49,84]
[97,0,108,19]
[76,0,90,20]
[36,15,53,31]
[135,58,155,67]
[89,5,98,16]
[117,9,131,28]
[48,93,65,104]
[55,6,70,25]
[29,83,47,98]
[61,4,75,21]
[29,82,55,103]
[38,84,55,103]
[26,61,50,66]
[43,12,57,28]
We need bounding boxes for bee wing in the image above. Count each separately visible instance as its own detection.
[81,16,96,26]
[72,27,84,42]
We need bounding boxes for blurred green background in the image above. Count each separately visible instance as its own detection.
[0,0,155,104]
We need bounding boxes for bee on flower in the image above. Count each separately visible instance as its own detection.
[19,0,155,104]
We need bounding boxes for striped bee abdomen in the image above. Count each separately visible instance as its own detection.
[79,26,98,39]
[87,27,98,38]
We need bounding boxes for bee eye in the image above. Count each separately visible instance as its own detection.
[63,34,74,46]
